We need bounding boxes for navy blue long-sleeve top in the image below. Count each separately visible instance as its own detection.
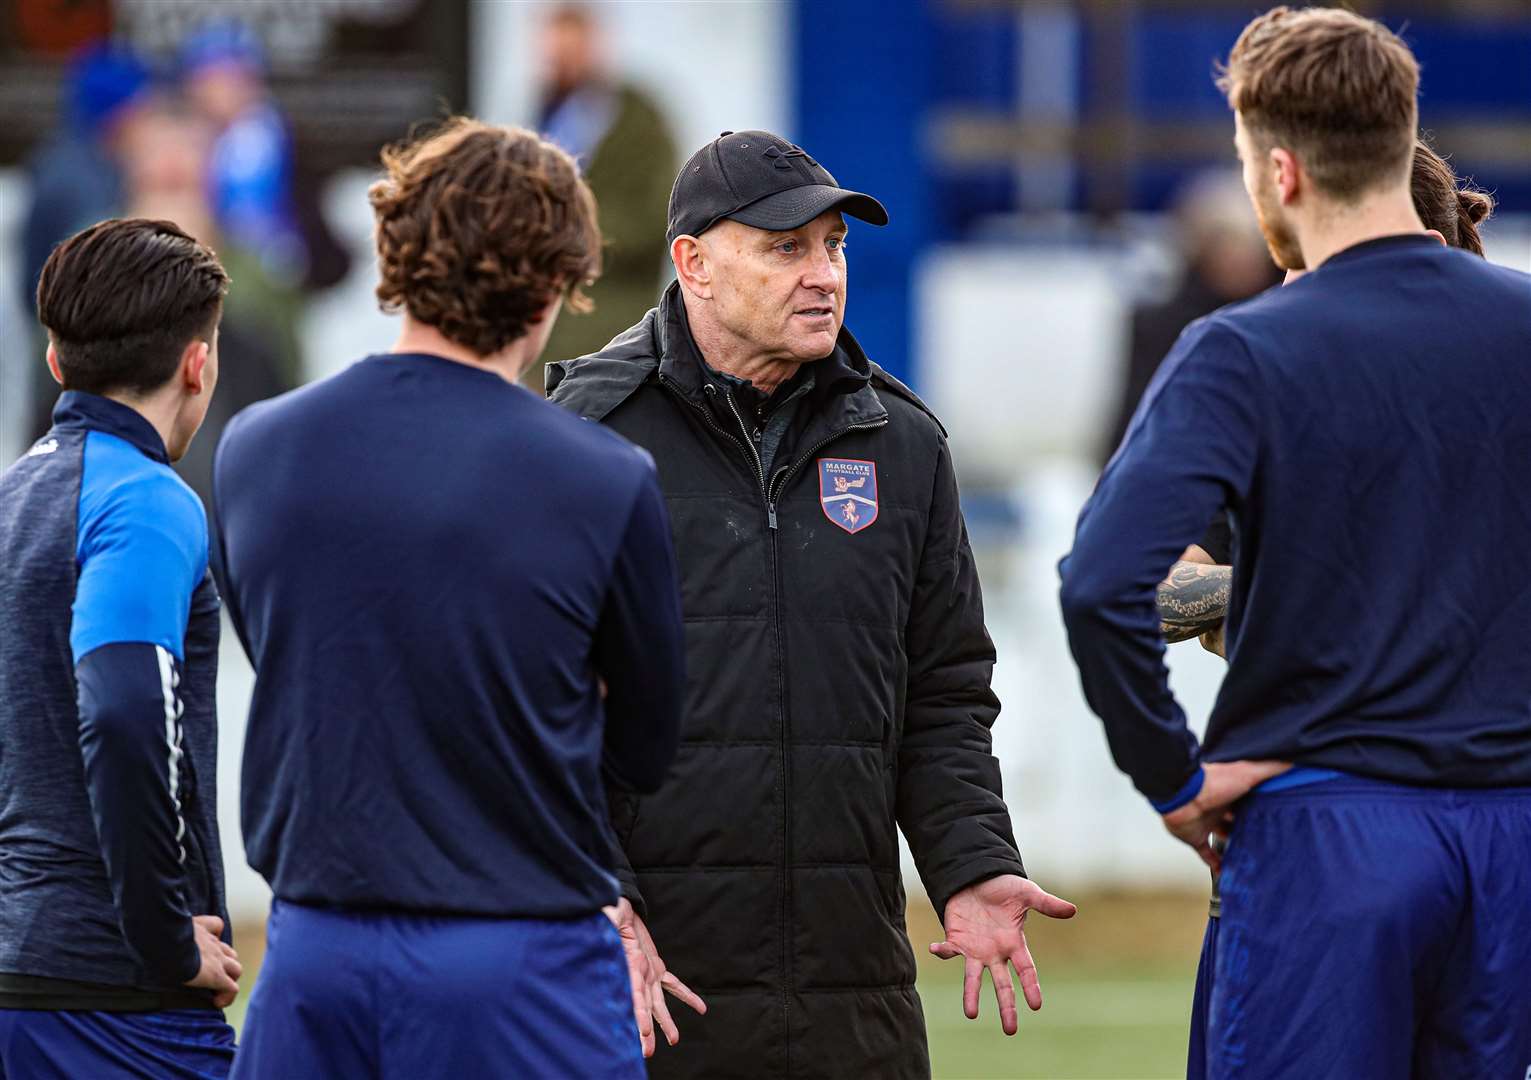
[1060,235,1531,806]
[212,353,686,916]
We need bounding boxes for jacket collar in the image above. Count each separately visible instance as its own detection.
[51,391,170,464]
[655,282,888,430]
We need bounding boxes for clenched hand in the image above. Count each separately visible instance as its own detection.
[1161,760,1291,870]
[185,915,241,1008]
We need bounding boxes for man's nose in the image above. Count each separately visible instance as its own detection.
[801,247,842,294]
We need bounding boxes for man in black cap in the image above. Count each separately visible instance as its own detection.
[549,131,1074,1078]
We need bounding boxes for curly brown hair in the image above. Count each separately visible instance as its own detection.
[369,117,601,356]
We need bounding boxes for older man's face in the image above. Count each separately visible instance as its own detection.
[702,211,848,363]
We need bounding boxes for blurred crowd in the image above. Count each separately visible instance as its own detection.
[529,3,676,393]
[17,23,345,504]
[1103,171,1282,467]
[14,4,682,495]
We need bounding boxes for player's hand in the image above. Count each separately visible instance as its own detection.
[604,898,706,1058]
[1161,760,1291,871]
[931,875,1077,1035]
[1199,623,1227,658]
[184,915,241,1008]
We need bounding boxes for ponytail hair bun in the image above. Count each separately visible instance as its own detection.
[1454,187,1494,256]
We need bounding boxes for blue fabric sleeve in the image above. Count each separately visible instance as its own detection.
[1149,765,1206,814]
[595,465,686,794]
[72,437,207,664]
[1059,316,1263,804]
[75,641,200,985]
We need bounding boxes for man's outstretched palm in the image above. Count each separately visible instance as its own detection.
[931,875,1077,1036]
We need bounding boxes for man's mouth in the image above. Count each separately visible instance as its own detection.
[794,307,834,319]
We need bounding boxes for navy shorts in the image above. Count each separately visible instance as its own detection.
[1190,775,1531,1079]
[0,1007,234,1078]
[231,901,642,1079]
[1187,914,1218,1080]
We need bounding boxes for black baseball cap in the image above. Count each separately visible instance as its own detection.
[666,130,889,243]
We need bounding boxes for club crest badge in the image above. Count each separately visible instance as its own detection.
[818,458,878,534]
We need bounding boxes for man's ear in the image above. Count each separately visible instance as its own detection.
[1271,147,1301,206]
[181,339,211,396]
[671,235,713,301]
[45,342,64,387]
[1425,228,1447,247]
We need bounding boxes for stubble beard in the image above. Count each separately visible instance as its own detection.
[1251,180,1306,272]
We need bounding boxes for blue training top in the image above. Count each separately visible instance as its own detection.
[1061,235,1531,808]
[213,353,686,917]
[0,392,228,1002]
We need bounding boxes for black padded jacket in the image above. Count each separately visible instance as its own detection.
[548,285,1027,1079]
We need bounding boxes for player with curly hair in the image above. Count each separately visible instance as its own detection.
[213,118,687,1078]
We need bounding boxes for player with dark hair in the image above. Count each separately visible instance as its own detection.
[214,118,686,1078]
[1061,7,1531,1078]
[0,217,240,1077]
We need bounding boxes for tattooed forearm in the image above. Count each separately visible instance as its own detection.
[1157,561,1232,643]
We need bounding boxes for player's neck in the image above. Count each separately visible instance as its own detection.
[392,317,532,385]
[102,386,182,461]
[1297,187,1427,271]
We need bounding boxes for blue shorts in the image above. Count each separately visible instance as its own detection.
[1191,775,1531,1079]
[1186,915,1218,1080]
[0,1007,234,1078]
[231,901,642,1079]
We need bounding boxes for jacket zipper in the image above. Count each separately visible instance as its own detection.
[707,383,800,1067]
[661,375,888,1074]
[768,420,890,508]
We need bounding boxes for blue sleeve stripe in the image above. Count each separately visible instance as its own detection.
[1150,765,1206,814]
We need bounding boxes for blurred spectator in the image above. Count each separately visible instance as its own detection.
[118,99,301,506]
[1099,171,1280,466]
[19,43,154,440]
[180,20,307,286]
[530,3,676,393]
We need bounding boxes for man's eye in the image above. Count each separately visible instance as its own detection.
[828,237,847,252]
[779,240,798,254]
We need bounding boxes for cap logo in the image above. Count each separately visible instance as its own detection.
[763,145,818,170]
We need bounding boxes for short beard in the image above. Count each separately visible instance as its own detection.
[1251,179,1305,271]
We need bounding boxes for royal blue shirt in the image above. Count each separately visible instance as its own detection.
[1061,235,1531,805]
[213,353,685,917]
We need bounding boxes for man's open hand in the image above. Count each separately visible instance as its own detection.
[931,875,1077,1036]
[1161,760,1291,870]
[604,898,706,1058]
[185,914,241,1008]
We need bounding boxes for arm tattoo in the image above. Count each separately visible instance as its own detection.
[1157,561,1232,642]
